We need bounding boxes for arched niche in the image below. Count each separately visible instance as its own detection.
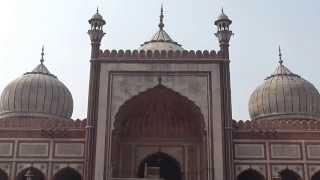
[16,167,45,180]
[114,84,205,138]
[137,152,182,180]
[279,169,301,180]
[237,169,265,180]
[0,168,8,180]
[111,84,206,179]
[53,167,82,180]
[312,171,320,180]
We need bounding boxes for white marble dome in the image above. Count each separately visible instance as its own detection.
[0,62,73,119]
[249,62,320,121]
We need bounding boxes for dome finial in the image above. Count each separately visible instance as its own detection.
[40,45,44,64]
[159,4,164,30]
[278,45,283,65]
[96,6,99,14]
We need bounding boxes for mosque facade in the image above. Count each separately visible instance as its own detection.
[0,7,320,180]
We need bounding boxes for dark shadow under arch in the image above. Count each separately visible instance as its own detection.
[280,169,301,180]
[138,152,181,180]
[53,167,82,180]
[237,169,265,180]
[312,171,320,180]
[16,167,45,180]
[0,168,8,180]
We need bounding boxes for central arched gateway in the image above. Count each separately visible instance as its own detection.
[111,84,206,180]
[137,152,181,180]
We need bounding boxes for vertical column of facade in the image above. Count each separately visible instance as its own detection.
[220,61,234,180]
[84,60,101,180]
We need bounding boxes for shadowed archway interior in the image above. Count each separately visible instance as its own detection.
[237,169,265,180]
[280,169,301,180]
[53,167,82,180]
[0,169,8,180]
[16,167,45,180]
[312,171,320,180]
[138,152,182,180]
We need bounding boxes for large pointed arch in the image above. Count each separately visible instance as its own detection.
[53,167,82,180]
[114,84,205,138]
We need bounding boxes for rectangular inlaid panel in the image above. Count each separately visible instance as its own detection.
[0,143,13,157]
[271,144,301,159]
[18,142,49,157]
[234,143,265,159]
[307,144,320,159]
[54,142,84,157]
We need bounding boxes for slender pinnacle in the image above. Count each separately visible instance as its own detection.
[278,45,283,65]
[40,45,44,64]
[159,4,164,30]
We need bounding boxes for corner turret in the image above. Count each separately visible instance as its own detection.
[214,9,233,59]
[88,8,106,58]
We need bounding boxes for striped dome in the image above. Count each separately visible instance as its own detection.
[249,62,320,121]
[0,62,73,119]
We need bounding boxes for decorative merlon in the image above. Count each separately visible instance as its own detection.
[97,49,227,60]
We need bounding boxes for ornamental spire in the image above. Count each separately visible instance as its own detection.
[40,45,44,64]
[278,45,283,65]
[159,4,164,30]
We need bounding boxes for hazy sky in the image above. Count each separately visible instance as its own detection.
[0,0,319,120]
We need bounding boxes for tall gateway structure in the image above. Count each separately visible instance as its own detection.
[84,7,234,180]
[1,4,320,180]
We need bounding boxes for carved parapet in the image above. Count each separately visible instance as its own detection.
[0,117,86,129]
[233,119,320,131]
[97,49,225,60]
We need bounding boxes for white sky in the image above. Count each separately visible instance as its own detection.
[0,0,319,120]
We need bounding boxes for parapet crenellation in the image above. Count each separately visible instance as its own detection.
[97,49,226,60]
[233,119,320,131]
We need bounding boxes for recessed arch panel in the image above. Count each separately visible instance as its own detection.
[114,84,205,138]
